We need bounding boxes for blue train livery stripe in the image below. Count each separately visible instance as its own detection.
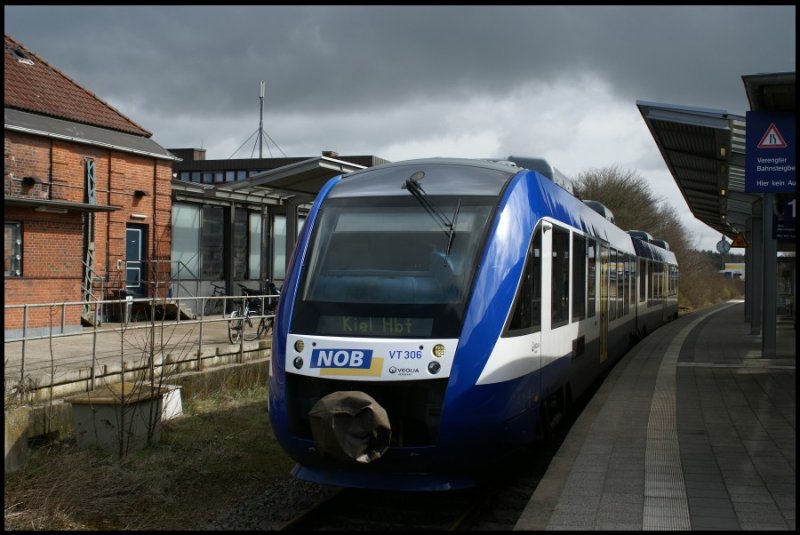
[448,169,542,394]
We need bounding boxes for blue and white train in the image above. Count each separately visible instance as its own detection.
[268,157,678,491]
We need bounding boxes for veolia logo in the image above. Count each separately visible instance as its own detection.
[311,349,373,369]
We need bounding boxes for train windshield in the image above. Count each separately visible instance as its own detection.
[292,196,495,338]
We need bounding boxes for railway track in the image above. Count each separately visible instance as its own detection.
[276,380,593,531]
[279,486,481,530]
[278,413,576,530]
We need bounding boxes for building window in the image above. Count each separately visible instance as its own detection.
[272,215,286,280]
[171,203,200,279]
[249,211,263,280]
[5,222,22,277]
[233,208,248,279]
[202,206,224,279]
[7,45,34,65]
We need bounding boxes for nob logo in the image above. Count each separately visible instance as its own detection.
[311,349,373,369]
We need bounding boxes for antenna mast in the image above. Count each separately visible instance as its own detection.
[228,80,287,159]
[259,80,265,159]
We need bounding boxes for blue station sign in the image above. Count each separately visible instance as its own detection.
[745,112,796,193]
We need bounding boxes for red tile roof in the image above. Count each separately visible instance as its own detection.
[4,34,152,137]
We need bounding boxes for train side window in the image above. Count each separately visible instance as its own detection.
[587,239,596,318]
[571,233,586,321]
[671,265,679,296]
[551,226,570,327]
[639,259,647,303]
[616,249,624,317]
[505,230,541,335]
[627,254,635,310]
[608,248,619,320]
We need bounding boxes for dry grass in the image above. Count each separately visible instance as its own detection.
[4,384,295,530]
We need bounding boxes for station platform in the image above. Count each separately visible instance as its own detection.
[514,300,795,530]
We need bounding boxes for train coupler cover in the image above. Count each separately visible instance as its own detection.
[308,391,391,464]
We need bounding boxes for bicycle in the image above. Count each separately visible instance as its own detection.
[227,280,281,343]
[203,280,226,317]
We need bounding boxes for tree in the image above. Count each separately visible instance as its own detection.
[571,165,743,310]
[571,165,662,233]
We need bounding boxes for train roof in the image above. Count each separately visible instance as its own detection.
[582,200,615,224]
[329,158,518,198]
[650,239,670,250]
[632,238,678,264]
[324,157,674,265]
[505,155,573,192]
[627,229,654,242]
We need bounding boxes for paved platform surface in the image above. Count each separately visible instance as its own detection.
[515,301,795,530]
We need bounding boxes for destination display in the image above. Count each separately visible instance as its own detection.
[317,315,434,337]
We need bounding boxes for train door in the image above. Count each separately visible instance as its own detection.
[539,221,552,339]
[541,221,570,366]
[502,225,543,427]
[599,244,609,363]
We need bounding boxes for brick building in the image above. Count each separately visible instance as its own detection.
[4,34,178,337]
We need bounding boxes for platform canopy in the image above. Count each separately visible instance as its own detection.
[172,155,366,206]
[637,72,795,253]
[637,100,752,242]
[217,155,366,197]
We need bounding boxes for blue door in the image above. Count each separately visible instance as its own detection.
[126,225,146,296]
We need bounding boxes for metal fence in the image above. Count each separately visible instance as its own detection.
[4,292,278,403]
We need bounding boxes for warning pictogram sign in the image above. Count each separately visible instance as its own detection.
[730,232,749,248]
[745,111,795,193]
[757,123,788,149]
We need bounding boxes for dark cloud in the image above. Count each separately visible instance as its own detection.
[4,5,795,251]
[6,5,795,119]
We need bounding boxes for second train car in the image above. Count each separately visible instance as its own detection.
[268,157,678,491]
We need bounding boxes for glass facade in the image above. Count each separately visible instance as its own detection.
[272,215,286,281]
[171,204,200,279]
[171,201,277,282]
[202,206,224,279]
[249,211,262,280]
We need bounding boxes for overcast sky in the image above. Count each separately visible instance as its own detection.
[5,5,796,251]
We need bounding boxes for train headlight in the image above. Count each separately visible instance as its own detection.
[294,339,305,353]
[432,344,446,358]
[293,357,304,370]
[427,361,441,374]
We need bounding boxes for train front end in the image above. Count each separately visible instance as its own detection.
[269,159,536,490]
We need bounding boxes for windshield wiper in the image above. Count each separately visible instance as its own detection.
[445,198,461,257]
[402,172,460,258]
